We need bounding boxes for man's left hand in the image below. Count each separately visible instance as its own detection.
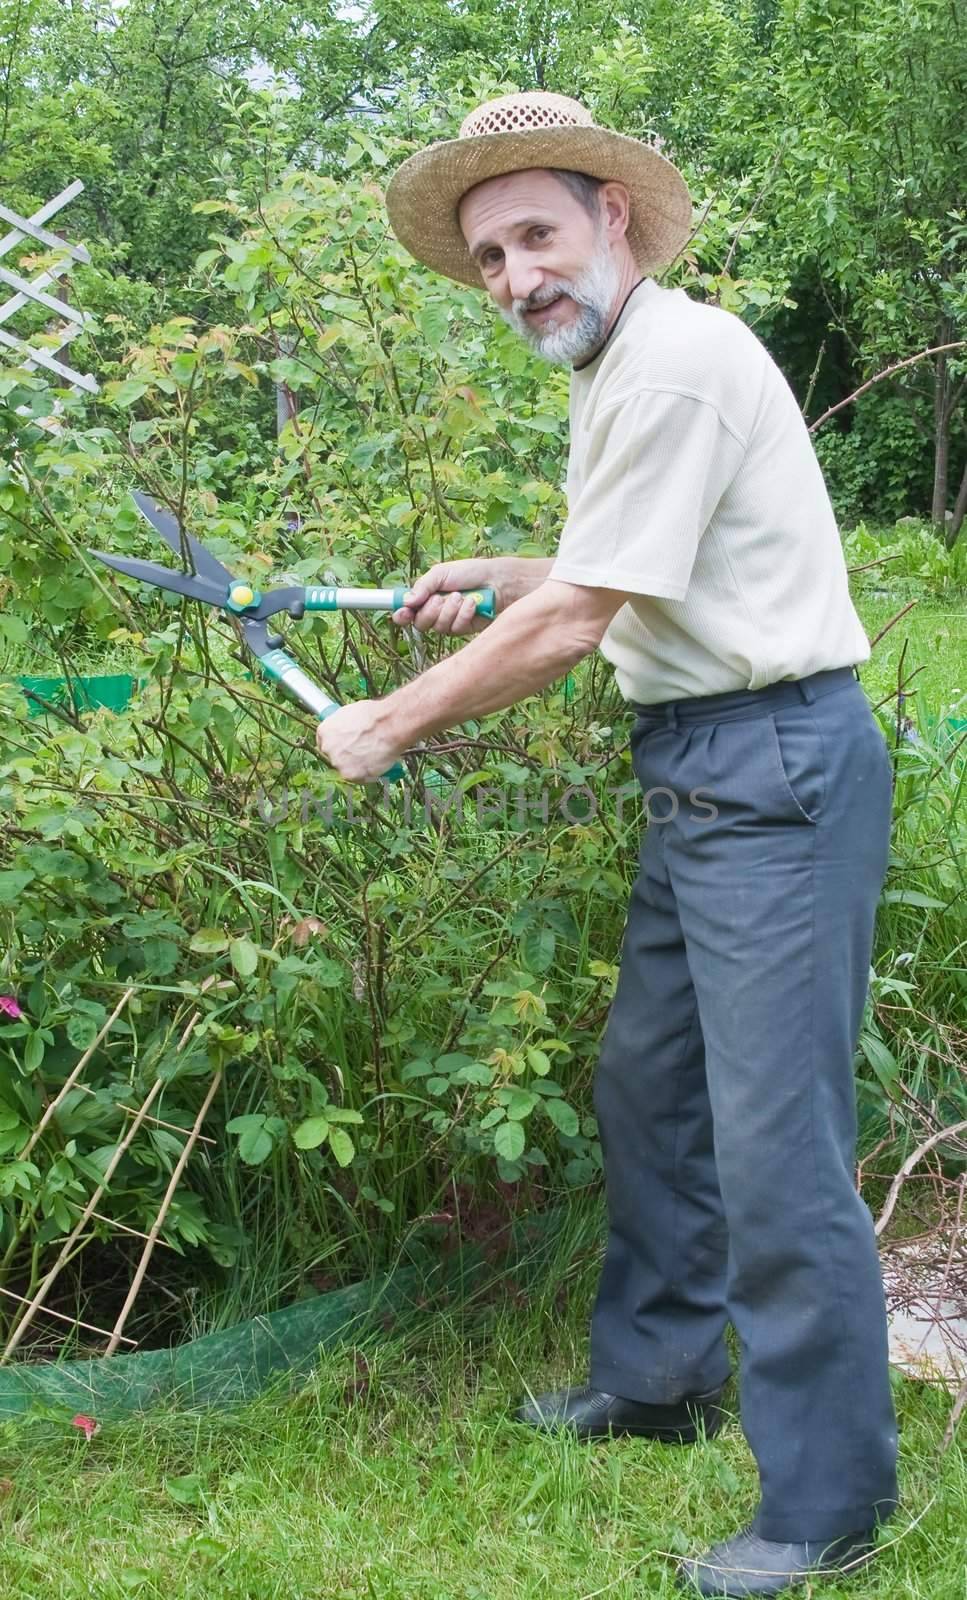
[314,700,406,782]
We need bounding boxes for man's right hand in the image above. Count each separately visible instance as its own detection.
[393,556,554,636]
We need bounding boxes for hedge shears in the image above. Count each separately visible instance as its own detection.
[90,493,496,782]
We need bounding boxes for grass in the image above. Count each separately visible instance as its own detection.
[0,1200,964,1600]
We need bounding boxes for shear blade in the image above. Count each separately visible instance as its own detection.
[90,549,226,608]
[131,491,233,587]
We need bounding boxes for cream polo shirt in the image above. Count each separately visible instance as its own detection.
[548,279,870,704]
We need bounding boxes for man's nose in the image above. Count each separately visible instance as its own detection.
[504,251,544,305]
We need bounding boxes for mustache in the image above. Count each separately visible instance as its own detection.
[513,282,579,315]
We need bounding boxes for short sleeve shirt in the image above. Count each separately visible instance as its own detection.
[548,279,870,703]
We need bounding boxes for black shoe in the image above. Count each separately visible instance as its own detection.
[676,1526,877,1596]
[511,1383,727,1442]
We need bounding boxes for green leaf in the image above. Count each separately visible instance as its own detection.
[293,1116,330,1150]
[526,1047,551,1076]
[23,1032,45,1072]
[310,956,343,988]
[166,1474,206,1505]
[401,1059,434,1082]
[544,1098,580,1137]
[859,1034,899,1095]
[238,1125,274,1164]
[0,870,33,904]
[325,1108,363,1125]
[503,1089,538,1121]
[108,378,150,409]
[494,1120,526,1161]
[66,1003,106,1050]
[880,890,946,910]
[520,926,556,973]
[452,1062,493,1086]
[226,1115,274,1164]
[230,937,259,977]
[0,614,27,644]
[327,1126,355,1167]
[189,928,230,954]
[436,1051,476,1075]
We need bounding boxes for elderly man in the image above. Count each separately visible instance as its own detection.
[316,92,898,1597]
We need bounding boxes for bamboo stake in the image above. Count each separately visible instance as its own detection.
[71,1083,217,1147]
[1,1077,165,1362]
[19,987,134,1161]
[66,1204,178,1249]
[114,1102,217,1146]
[0,1285,137,1346]
[104,1070,223,1356]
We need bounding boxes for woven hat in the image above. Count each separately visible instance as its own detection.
[385,91,692,289]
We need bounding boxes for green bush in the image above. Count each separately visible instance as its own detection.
[0,138,642,1343]
[1,91,963,1350]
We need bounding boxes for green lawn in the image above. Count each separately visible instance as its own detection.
[0,1200,963,1600]
[853,590,967,725]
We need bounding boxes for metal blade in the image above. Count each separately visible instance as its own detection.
[132,492,232,586]
[89,549,227,608]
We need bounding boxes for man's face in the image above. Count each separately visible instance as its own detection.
[458,169,623,366]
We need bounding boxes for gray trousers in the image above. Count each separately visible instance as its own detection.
[589,667,899,1541]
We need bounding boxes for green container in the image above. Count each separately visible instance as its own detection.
[13,674,142,717]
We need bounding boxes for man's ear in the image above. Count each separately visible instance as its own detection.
[600,181,631,243]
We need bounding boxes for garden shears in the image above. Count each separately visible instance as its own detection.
[90,493,496,782]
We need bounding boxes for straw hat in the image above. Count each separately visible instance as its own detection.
[385,91,693,289]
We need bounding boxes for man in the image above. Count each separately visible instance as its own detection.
[316,91,898,1598]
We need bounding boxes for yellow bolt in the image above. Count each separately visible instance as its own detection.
[231,585,254,607]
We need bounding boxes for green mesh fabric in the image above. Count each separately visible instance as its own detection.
[0,1208,569,1421]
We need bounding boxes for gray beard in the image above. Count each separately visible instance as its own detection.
[499,241,623,366]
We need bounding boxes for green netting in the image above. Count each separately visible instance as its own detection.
[0,1207,570,1422]
[12,674,143,717]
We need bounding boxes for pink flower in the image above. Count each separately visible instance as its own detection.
[0,996,22,1020]
[71,1414,99,1441]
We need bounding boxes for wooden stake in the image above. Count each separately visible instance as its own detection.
[1,1077,165,1362]
[19,987,134,1161]
[0,1285,137,1346]
[66,1204,178,1249]
[70,1079,217,1145]
[104,1071,222,1356]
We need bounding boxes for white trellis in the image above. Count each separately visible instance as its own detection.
[0,179,98,395]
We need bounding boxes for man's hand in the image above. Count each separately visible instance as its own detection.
[315,700,406,782]
[392,556,554,635]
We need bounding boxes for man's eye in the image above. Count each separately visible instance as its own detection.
[531,227,551,242]
[481,250,502,270]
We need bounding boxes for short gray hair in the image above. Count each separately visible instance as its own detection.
[551,170,605,218]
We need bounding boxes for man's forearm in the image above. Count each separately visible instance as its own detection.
[380,579,596,747]
[494,556,556,605]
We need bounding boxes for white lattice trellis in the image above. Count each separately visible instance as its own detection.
[0,180,98,395]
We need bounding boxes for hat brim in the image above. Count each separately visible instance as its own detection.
[385,125,693,288]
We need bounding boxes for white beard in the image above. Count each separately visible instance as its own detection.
[499,236,623,366]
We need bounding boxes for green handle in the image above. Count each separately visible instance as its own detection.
[392,586,496,620]
[303,585,496,619]
[260,650,404,783]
